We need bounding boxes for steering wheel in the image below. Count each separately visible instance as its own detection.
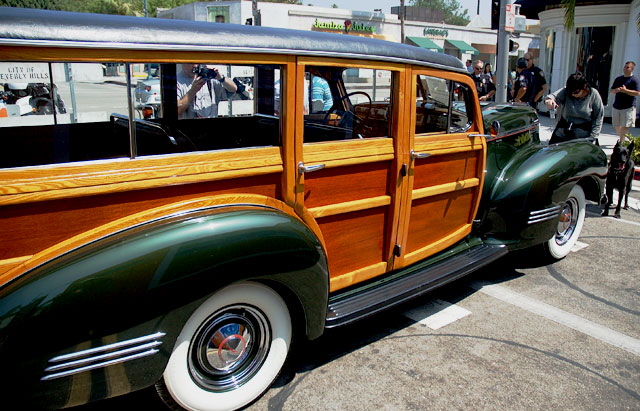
[324,91,372,137]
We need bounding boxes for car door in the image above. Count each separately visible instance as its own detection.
[294,57,408,293]
[392,68,487,269]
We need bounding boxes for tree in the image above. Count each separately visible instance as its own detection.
[0,0,201,16]
[561,0,639,35]
[409,0,470,26]
[0,0,64,9]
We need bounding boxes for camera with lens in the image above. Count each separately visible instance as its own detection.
[192,64,218,80]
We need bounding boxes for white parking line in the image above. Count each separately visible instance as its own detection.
[571,240,589,252]
[470,281,640,356]
[404,299,471,330]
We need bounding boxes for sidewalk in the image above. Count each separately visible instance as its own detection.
[537,114,640,192]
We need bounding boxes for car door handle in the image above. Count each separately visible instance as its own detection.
[298,161,326,174]
[410,150,431,160]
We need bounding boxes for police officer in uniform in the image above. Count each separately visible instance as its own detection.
[471,60,495,101]
[513,58,534,104]
[523,52,547,109]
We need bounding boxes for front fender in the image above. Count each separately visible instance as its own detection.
[480,140,607,247]
[0,205,328,409]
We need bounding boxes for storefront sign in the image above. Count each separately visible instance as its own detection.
[313,18,375,34]
[423,27,448,39]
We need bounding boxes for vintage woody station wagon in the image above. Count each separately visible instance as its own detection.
[0,7,607,411]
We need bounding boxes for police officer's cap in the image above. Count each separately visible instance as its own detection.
[516,58,528,69]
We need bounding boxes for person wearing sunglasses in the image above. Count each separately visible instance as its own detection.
[544,72,604,144]
[471,60,495,102]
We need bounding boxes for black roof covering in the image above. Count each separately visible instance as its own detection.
[0,7,465,71]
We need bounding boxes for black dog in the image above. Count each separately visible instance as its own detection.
[601,140,635,218]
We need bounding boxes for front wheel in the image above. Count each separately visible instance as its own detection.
[543,184,586,260]
[159,282,291,411]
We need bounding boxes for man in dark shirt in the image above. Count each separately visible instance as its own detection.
[523,52,547,109]
[610,61,640,143]
[471,60,495,101]
[513,58,534,104]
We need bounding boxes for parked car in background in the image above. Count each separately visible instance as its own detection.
[135,77,161,118]
[0,7,607,411]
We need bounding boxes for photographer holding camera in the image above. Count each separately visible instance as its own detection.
[177,63,237,119]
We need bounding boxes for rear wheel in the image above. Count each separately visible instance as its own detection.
[544,184,586,260]
[159,282,291,411]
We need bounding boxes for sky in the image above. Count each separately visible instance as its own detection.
[305,0,492,24]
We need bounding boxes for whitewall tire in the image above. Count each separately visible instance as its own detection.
[544,184,586,260]
[161,282,291,411]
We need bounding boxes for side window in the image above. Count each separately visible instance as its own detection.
[415,75,472,135]
[303,65,393,142]
[1,61,131,168]
[451,81,472,132]
[0,61,281,169]
[168,63,279,154]
[415,75,450,134]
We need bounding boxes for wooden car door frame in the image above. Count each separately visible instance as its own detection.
[392,67,486,269]
[293,57,408,293]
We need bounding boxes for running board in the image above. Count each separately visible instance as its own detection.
[325,244,507,328]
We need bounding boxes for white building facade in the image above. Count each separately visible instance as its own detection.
[158,1,539,70]
[527,0,640,116]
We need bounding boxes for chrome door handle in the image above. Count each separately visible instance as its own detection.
[298,161,326,174]
[410,150,431,160]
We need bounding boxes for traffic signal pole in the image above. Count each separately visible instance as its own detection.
[494,0,511,103]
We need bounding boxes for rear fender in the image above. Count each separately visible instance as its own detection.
[0,204,328,409]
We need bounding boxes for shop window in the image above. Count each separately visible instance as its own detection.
[303,65,393,142]
[208,6,229,23]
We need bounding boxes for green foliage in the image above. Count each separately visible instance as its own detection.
[623,134,640,164]
[561,0,575,30]
[0,0,201,16]
[0,0,64,9]
[409,0,470,26]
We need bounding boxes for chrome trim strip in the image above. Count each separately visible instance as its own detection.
[41,349,159,381]
[528,206,561,225]
[44,341,162,372]
[47,332,165,363]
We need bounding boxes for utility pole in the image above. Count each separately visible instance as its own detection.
[494,0,511,103]
[252,0,261,26]
[400,0,405,43]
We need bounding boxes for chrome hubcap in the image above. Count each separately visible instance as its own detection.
[189,306,270,392]
[555,198,578,246]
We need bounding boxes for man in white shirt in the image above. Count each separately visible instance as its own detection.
[177,63,237,119]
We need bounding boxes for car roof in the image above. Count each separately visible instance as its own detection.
[0,7,466,72]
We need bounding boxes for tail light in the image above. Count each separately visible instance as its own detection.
[142,106,154,118]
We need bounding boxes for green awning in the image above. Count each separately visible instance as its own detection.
[406,36,443,52]
[445,39,478,55]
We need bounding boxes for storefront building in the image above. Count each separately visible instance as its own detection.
[518,0,640,115]
[158,1,538,70]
